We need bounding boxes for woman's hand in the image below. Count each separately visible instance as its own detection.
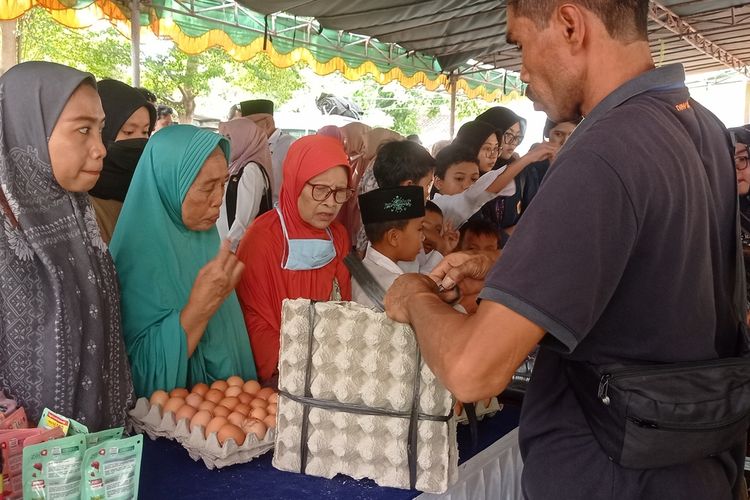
[190,240,244,314]
[181,241,245,355]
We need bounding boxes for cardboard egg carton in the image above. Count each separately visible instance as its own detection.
[273,299,458,494]
[128,397,274,469]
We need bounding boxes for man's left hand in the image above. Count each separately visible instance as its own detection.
[384,273,440,323]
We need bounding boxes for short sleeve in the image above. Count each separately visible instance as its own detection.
[478,149,638,353]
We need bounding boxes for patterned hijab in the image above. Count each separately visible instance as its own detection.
[0,61,134,429]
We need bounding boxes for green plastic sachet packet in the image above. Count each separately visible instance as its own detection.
[84,428,124,450]
[37,408,89,436]
[80,435,143,500]
[22,434,86,500]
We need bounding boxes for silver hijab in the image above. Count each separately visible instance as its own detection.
[0,61,134,429]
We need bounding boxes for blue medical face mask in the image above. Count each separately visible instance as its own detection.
[277,208,336,271]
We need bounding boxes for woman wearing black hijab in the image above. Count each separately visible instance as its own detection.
[89,79,156,242]
[454,120,500,174]
[473,106,558,243]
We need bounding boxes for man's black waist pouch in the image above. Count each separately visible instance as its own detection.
[566,357,750,469]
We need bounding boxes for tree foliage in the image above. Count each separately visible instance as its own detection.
[18,9,305,123]
[143,49,305,122]
[19,8,131,80]
[353,75,493,136]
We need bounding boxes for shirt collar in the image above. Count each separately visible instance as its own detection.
[365,244,404,276]
[563,64,686,153]
[268,129,282,143]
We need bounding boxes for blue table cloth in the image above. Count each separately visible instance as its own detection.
[137,405,521,499]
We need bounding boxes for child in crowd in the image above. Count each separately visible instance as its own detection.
[459,218,501,252]
[355,141,434,255]
[420,201,459,269]
[430,144,516,228]
[352,186,426,309]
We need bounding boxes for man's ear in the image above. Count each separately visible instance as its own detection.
[401,180,414,186]
[558,4,587,51]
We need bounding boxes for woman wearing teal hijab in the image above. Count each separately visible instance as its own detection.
[111,125,256,397]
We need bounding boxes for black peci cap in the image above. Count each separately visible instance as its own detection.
[359,186,425,224]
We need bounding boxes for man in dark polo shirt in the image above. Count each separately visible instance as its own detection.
[384,1,743,499]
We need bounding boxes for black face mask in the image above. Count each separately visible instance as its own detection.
[89,138,149,202]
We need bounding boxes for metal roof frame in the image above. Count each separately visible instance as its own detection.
[239,0,750,79]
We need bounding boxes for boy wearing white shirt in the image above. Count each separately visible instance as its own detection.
[352,186,425,309]
[430,144,517,228]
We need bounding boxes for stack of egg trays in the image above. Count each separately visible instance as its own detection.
[273,299,458,494]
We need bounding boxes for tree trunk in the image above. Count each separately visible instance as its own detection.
[178,56,199,124]
[181,92,196,124]
[0,20,18,75]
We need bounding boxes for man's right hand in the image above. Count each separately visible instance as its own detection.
[429,250,499,297]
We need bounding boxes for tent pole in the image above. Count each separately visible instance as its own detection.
[449,74,457,138]
[130,0,141,87]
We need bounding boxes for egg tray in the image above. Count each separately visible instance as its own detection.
[273,299,458,494]
[128,397,275,469]
[455,398,503,425]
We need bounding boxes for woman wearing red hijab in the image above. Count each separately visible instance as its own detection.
[236,135,353,384]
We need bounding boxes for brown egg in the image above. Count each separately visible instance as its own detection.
[226,375,244,387]
[263,414,277,429]
[210,380,229,392]
[175,404,197,423]
[250,407,268,420]
[149,390,169,408]
[185,393,203,409]
[234,403,251,416]
[169,388,189,399]
[237,393,253,405]
[217,423,246,446]
[190,410,213,433]
[267,392,279,405]
[218,397,239,411]
[204,389,224,404]
[249,398,268,409]
[163,397,185,415]
[212,405,230,418]
[227,411,246,427]
[198,400,217,412]
[224,386,243,398]
[191,383,210,396]
[242,380,261,395]
[267,404,277,415]
[256,387,275,401]
[242,418,267,440]
[206,416,228,438]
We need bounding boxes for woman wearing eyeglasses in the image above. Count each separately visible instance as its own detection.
[730,127,750,321]
[236,135,353,385]
[473,107,560,243]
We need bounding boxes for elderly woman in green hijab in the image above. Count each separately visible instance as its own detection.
[110,125,256,397]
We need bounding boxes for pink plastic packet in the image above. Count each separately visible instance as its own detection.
[1,429,44,499]
[0,409,27,431]
[0,391,18,424]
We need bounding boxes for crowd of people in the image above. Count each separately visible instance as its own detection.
[1,0,750,497]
